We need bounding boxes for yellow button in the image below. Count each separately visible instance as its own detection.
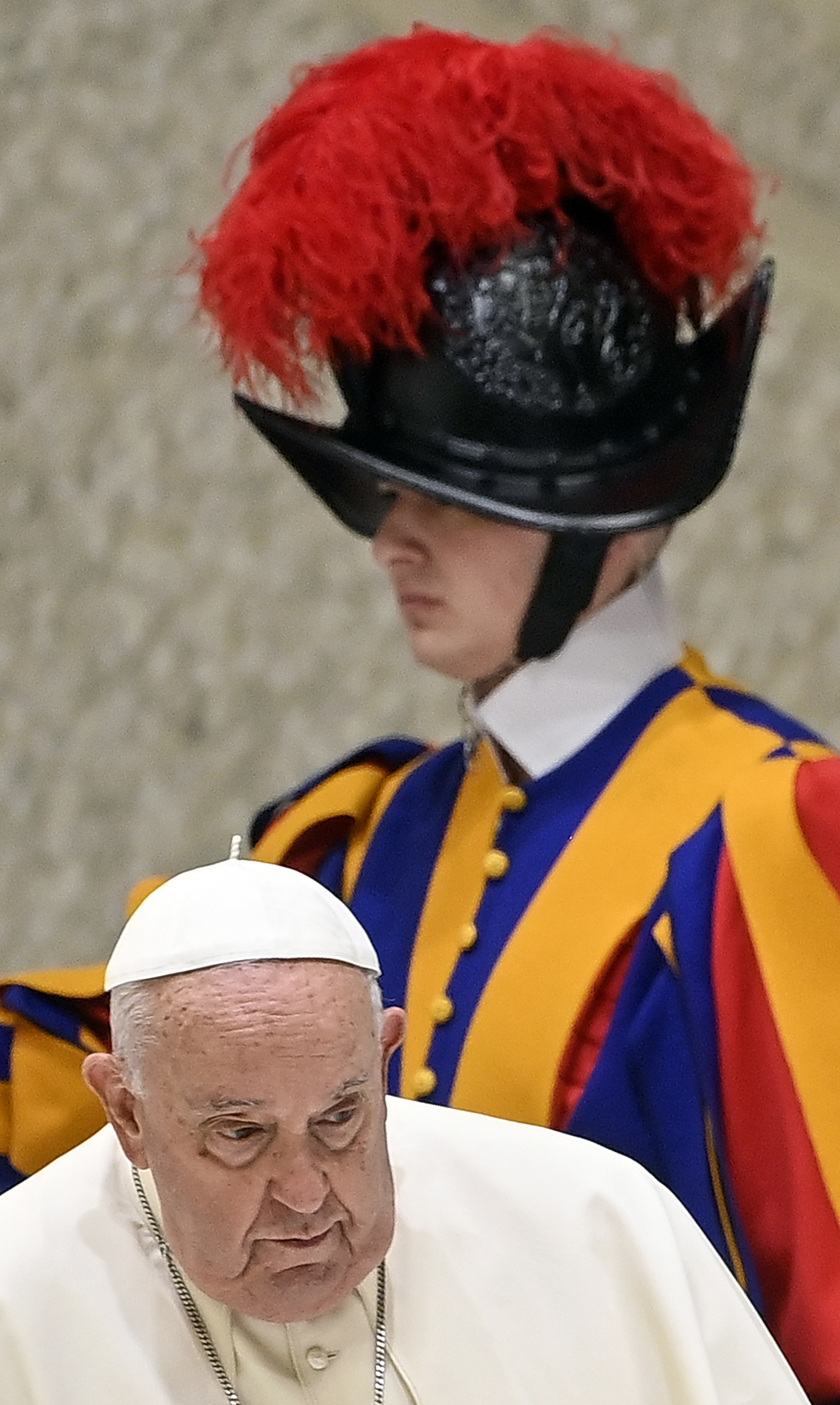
[430,994,454,1024]
[413,1067,437,1098]
[501,785,527,811]
[459,922,478,950]
[483,849,510,879]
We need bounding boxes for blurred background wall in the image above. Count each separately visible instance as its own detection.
[2,0,839,968]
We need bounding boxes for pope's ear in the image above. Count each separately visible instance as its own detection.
[379,1007,406,1088]
[83,1053,149,1168]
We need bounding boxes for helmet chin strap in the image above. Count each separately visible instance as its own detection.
[516,532,613,663]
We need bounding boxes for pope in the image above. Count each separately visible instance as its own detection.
[0,857,813,1405]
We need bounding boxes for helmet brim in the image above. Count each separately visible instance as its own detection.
[235,260,773,538]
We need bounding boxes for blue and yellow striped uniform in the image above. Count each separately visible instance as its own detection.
[0,969,107,1191]
[253,648,840,1398]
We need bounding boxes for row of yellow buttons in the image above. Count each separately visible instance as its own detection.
[412,782,528,1101]
[482,787,526,883]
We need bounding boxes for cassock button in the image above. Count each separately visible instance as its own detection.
[430,994,454,1025]
[501,785,527,812]
[413,1067,437,1098]
[306,1346,331,1371]
[483,849,510,880]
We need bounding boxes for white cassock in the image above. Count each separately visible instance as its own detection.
[0,1097,807,1405]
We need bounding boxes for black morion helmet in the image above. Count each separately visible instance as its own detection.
[236,218,773,659]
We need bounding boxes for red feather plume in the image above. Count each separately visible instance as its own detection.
[197,26,762,401]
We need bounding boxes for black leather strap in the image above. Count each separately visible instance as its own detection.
[517,532,612,662]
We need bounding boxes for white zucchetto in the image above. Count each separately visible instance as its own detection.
[105,857,380,990]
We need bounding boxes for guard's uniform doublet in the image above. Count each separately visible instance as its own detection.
[0,969,108,1191]
[251,577,840,1400]
[0,1100,809,1405]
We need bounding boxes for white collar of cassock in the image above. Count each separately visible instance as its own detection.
[472,563,684,781]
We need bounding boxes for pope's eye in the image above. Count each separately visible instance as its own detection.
[315,1101,362,1143]
[322,1106,355,1125]
[209,1122,267,1144]
[203,1120,272,1166]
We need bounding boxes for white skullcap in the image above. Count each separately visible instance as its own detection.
[105,858,380,990]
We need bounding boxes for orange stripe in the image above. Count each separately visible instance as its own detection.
[8,1019,107,1175]
[400,739,508,1097]
[722,758,840,1221]
[704,1110,749,1291]
[450,687,785,1125]
[652,913,677,971]
[0,1080,10,1159]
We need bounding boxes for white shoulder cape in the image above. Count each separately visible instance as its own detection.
[0,1097,806,1405]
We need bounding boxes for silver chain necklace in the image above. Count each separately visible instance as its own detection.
[132,1165,387,1405]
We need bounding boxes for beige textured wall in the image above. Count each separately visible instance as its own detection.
[2,0,839,969]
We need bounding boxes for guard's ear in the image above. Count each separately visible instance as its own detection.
[83,1053,150,1168]
[379,1007,406,1091]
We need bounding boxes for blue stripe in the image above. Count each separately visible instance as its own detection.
[1,986,84,1048]
[705,686,825,745]
[568,811,764,1307]
[665,811,764,1306]
[349,743,469,1093]
[0,1155,25,1193]
[667,812,728,1126]
[0,1022,12,1081]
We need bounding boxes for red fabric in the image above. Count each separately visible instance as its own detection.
[794,758,840,892]
[70,994,111,1048]
[266,815,354,879]
[198,27,761,397]
[550,932,636,1129]
[714,842,840,1401]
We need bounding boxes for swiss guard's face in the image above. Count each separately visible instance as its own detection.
[371,486,550,691]
[129,960,402,1322]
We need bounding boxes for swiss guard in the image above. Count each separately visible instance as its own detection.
[3,25,839,1401]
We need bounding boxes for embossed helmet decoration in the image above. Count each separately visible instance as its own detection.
[198,27,772,658]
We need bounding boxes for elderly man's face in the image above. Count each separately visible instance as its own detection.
[92,961,403,1322]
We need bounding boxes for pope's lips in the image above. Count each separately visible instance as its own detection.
[281,1228,333,1249]
[255,1224,338,1252]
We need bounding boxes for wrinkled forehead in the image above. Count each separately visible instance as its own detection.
[134,961,380,1106]
[158,957,374,1021]
[120,959,378,1061]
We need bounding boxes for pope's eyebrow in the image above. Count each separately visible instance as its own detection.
[329,1074,369,1100]
[190,1077,369,1114]
[201,1096,266,1111]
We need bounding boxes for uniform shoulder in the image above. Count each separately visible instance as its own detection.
[250,736,433,847]
[707,682,830,750]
